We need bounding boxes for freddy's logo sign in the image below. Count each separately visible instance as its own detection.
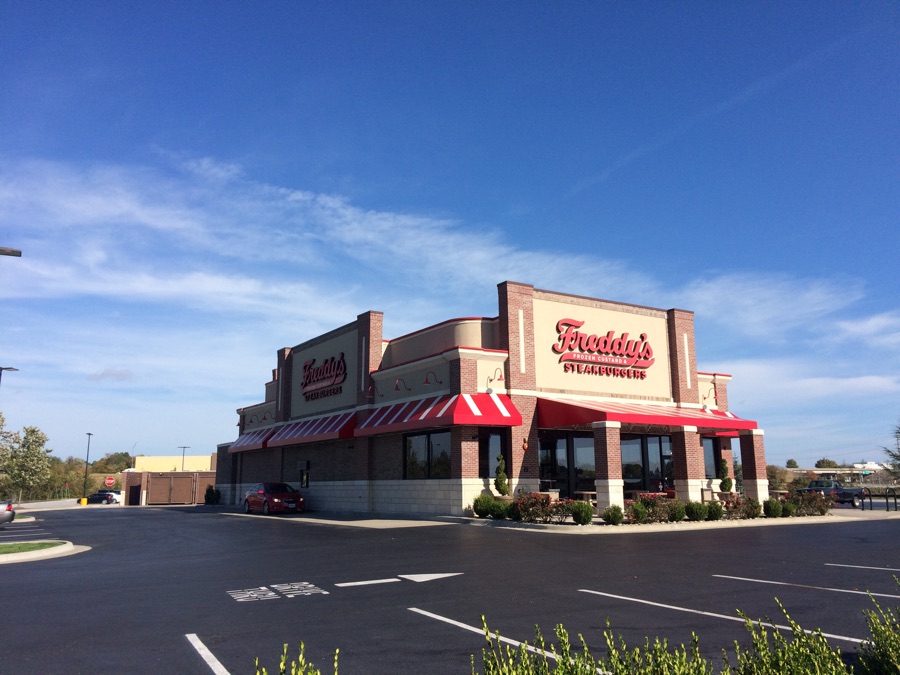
[553,318,655,379]
[302,353,347,401]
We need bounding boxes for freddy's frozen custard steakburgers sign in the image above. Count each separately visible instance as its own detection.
[553,318,655,380]
[302,353,347,401]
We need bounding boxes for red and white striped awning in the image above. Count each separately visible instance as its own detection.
[228,427,277,453]
[537,397,757,431]
[267,411,356,448]
[356,393,522,436]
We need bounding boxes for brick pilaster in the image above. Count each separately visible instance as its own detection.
[667,309,699,405]
[738,429,767,481]
[276,347,293,422]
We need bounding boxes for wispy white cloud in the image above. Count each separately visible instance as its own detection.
[0,154,897,464]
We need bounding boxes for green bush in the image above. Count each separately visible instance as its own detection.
[763,498,783,518]
[740,497,762,519]
[627,500,648,523]
[473,493,495,518]
[204,484,221,505]
[602,504,624,526]
[781,500,797,517]
[494,453,510,496]
[255,642,338,675]
[570,500,593,525]
[488,498,512,520]
[667,500,686,523]
[706,501,724,521]
[857,594,900,674]
[684,501,708,522]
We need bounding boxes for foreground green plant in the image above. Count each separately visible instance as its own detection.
[255,642,338,675]
[0,541,65,555]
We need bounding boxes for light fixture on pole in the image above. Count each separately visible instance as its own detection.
[179,446,190,471]
[82,433,93,498]
[0,366,18,390]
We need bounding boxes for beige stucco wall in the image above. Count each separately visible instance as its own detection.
[133,455,216,472]
[381,318,500,369]
[532,296,672,400]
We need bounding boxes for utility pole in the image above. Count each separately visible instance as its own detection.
[179,446,190,471]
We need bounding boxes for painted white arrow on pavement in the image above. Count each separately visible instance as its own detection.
[335,573,462,587]
[398,573,463,583]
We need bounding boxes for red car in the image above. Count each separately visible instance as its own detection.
[243,482,305,515]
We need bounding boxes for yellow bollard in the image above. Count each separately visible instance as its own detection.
[79,498,87,505]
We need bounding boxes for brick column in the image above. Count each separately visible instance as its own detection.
[667,309,699,406]
[672,426,704,502]
[276,348,293,423]
[739,429,769,502]
[593,421,623,511]
[356,310,384,407]
[498,282,538,493]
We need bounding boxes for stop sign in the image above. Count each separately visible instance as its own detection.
[105,476,115,487]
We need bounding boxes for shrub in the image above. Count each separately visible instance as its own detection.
[667,500,686,523]
[602,504,624,526]
[204,484,221,505]
[255,642,338,675]
[725,599,847,674]
[493,453,510,496]
[763,498,783,518]
[684,501,708,522]
[628,500,648,523]
[570,500,594,525]
[549,499,574,524]
[706,501,724,521]
[473,493,495,518]
[718,459,733,493]
[790,491,833,516]
[857,593,900,674]
[781,500,797,517]
[488,498,512,520]
[513,492,553,524]
[638,494,672,523]
[740,497,762,519]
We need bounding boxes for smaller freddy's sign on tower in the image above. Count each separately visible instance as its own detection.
[553,318,655,380]
[301,353,347,401]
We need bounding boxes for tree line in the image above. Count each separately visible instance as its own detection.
[0,411,134,502]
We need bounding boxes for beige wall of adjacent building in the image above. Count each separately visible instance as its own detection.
[133,455,216,472]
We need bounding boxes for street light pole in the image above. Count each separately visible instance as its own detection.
[0,366,18,390]
[82,433,93,498]
[179,446,190,471]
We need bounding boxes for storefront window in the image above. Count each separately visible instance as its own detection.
[702,437,720,480]
[479,431,508,479]
[537,431,593,499]
[405,431,451,479]
[622,435,672,492]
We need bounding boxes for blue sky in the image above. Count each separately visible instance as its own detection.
[0,2,897,468]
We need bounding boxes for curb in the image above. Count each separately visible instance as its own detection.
[0,540,91,565]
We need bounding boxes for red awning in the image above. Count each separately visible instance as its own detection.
[267,411,356,448]
[228,427,277,453]
[537,397,758,431]
[356,393,522,436]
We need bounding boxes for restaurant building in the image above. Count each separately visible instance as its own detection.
[217,281,768,515]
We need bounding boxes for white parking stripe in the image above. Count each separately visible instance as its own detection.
[408,607,559,659]
[579,589,864,645]
[713,574,900,599]
[826,563,900,572]
[186,633,230,675]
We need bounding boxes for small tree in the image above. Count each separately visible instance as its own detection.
[786,458,798,468]
[719,458,733,493]
[493,453,510,496]
[815,458,839,469]
[0,413,53,502]
[883,420,900,479]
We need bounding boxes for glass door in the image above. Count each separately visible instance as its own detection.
[538,431,595,499]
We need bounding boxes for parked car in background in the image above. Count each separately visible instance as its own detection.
[796,479,865,508]
[243,482,305,515]
[86,492,118,504]
[1,500,14,525]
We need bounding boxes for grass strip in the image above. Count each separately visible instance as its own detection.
[0,541,65,555]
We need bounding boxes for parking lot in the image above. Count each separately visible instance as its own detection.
[1,504,898,673]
